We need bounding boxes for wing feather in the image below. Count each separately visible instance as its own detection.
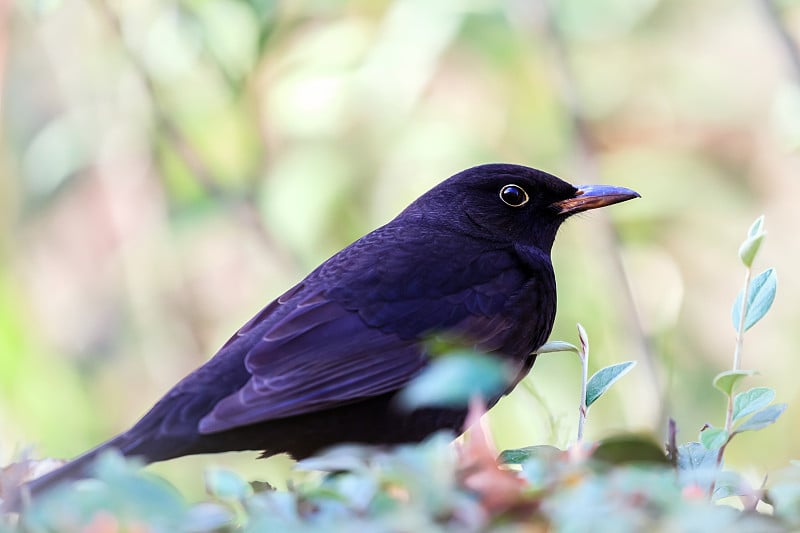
[198,233,529,435]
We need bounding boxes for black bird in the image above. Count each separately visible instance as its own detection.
[21,163,638,498]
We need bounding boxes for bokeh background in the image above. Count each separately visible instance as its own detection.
[2,0,800,496]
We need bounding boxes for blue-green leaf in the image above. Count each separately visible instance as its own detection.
[735,403,787,433]
[738,233,765,268]
[185,503,235,531]
[576,323,589,358]
[732,387,775,423]
[713,370,755,396]
[731,268,777,332]
[398,351,510,409]
[676,441,719,492]
[748,215,765,238]
[534,341,579,354]
[499,445,562,465]
[205,468,252,501]
[699,427,729,450]
[592,434,670,465]
[585,361,636,408]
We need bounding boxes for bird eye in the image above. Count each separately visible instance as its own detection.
[499,184,529,207]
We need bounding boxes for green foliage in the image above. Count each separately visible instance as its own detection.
[585,361,636,408]
[713,370,756,396]
[397,351,511,409]
[738,215,766,267]
[735,403,787,433]
[699,426,729,451]
[1,209,794,531]
[4,436,798,533]
[592,434,671,466]
[732,387,776,423]
[731,268,777,332]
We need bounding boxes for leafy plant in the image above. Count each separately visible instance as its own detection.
[1,215,798,532]
[689,216,784,498]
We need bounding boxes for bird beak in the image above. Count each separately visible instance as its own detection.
[551,185,640,215]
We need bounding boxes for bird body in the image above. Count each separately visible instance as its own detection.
[19,163,639,500]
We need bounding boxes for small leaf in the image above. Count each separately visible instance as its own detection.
[185,503,235,532]
[738,233,765,268]
[677,442,719,492]
[576,323,589,359]
[735,403,787,433]
[398,352,510,409]
[205,468,252,501]
[585,361,636,408]
[748,215,765,238]
[699,426,729,450]
[713,471,750,501]
[593,434,670,465]
[498,445,562,465]
[731,268,777,332]
[713,369,755,397]
[534,341,579,355]
[732,387,776,423]
[249,480,276,493]
[677,442,716,471]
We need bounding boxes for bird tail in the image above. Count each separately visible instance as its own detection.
[4,434,132,513]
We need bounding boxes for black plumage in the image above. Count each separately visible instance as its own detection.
[21,163,639,499]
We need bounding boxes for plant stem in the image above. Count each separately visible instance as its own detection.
[712,266,754,495]
[733,267,753,371]
[577,340,589,442]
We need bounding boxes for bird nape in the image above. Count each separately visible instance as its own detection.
[16,163,639,504]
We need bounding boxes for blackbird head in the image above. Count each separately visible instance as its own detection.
[407,163,640,253]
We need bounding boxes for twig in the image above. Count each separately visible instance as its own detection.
[759,0,800,82]
[90,0,223,196]
[521,380,561,445]
[666,418,678,467]
[88,0,297,268]
[577,325,590,442]
[733,268,753,372]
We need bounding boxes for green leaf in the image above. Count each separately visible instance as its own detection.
[677,441,717,471]
[738,233,765,268]
[498,445,562,465]
[205,468,252,501]
[713,471,750,501]
[677,442,719,492]
[184,503,235,531]
[398,351,510,409]
[731,268,777,332]
[534,341,579,354]
[732,387,776,423]
[713,369,755,396]
[585,361,636,408]
[592,434,670,465]
[699,427,729,450]
[576,323,589,358]
[748,215,765,238]
[735,403,787,433]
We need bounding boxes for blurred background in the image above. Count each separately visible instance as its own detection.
[2,0,799,497]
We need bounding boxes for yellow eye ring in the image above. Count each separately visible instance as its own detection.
[499,184,529,207]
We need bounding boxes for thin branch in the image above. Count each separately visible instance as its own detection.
[577,328,589,442]
[733,267,753,371]
[759,0,800,82]
[90,0,223,196]
[88,0,297,269]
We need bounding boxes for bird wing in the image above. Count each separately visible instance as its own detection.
[198,232,526,434]
[198,290,429,433]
